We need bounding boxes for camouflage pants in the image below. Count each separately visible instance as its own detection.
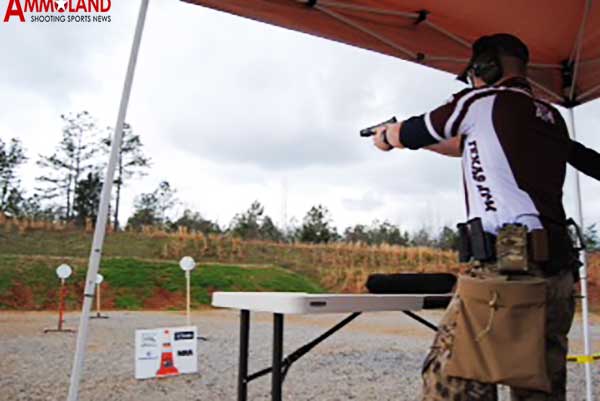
[421,268,575,401]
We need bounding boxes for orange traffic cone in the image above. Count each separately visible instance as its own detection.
[156,329,180,377]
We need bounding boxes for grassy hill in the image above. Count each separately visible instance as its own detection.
[0,255,323,310]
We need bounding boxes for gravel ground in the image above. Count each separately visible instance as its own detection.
[0,310,598,401]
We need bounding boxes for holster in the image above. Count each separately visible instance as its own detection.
[541,219,583,278]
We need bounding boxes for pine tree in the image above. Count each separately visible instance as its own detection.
[436,225,459,250]
[297,205,338,243]
[0,138,27,216]
[73,172,102,226]
[369,220,407,245]
[170,209,221,234]
[127,181,178,230]
[229,201,283,240]
[36,111,98,220]
[584,224,599,250]
[343,224,370,243]
[101,123,150,231]
[230,201,264,239]
[411,227,434,247]
[259,215,284,241]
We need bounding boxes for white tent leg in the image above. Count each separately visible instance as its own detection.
[66,1,150,400]
[567,108,594,401]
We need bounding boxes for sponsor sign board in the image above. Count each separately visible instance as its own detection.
[134,326,198,379]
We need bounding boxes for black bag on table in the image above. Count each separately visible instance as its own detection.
[365,273,457,309]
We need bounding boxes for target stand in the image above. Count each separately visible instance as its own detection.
[44,264,76,333]
[90,273,109,319]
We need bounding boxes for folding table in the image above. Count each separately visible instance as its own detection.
[212,292,451,401]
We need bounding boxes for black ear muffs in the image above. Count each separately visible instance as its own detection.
[459,33,528,85]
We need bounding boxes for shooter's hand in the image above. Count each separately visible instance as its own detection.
[373,123,403,151]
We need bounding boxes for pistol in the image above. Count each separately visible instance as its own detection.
[359,117,397,137]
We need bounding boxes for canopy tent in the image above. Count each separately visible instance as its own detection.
[66,1,598,401]
[183,0,600,106]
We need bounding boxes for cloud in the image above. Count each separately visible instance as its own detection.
[126,2,466,172]
[1,0,599,234]
[0,2,136,100]
[342,191,384,212]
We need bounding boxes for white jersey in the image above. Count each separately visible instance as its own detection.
[400,77,570,234]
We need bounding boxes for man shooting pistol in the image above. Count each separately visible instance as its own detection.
[363,33,599,401]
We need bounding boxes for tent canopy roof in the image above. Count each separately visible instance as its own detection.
[183,0,600,107]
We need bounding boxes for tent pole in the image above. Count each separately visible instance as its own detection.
[567,108,594,401]
[66,1,150,400]
[315,5,416,59]
[527,79,563,103]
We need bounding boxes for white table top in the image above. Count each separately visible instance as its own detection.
[212,292,436,314]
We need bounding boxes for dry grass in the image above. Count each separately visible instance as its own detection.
[0,213,103,234]
[3,213,598,297]
[153,227,461,293]
[0,213,69,233]
[0,214,461,292]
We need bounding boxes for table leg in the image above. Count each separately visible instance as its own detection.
[272,313,284,401]
[238,310,250,401]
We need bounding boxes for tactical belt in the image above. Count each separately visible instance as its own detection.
[457,218,576,276]
[481,231,548,261]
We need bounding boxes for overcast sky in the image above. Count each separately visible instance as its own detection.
[1,0,599,233]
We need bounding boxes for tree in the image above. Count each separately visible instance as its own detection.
[436,225,459,250]
[229,201,284,241]
[297,205,338,243]
[170,209,221,234]
[153,181,178,222]
[343,221,409,245]
[259,215,284,242]
[230,201,263,239]
[101,123,151,231]
[282,216,301,243]
[2,189,24,217]
[411,227,434,247]
[369,220,409,245]
[18,194,60,221]
[127,194,160,229]
[127,181,178,230]
[0,138,27,215]
[584,224,599,251]
[73,172,102,226]
[344,224,370,243]
[36,111,98,220]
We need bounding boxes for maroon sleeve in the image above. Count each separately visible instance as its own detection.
[568,140,600,180]
[427,89,472,140]
[400,88,475,149]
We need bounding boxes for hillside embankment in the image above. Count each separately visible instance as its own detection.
[0,220,598,310]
